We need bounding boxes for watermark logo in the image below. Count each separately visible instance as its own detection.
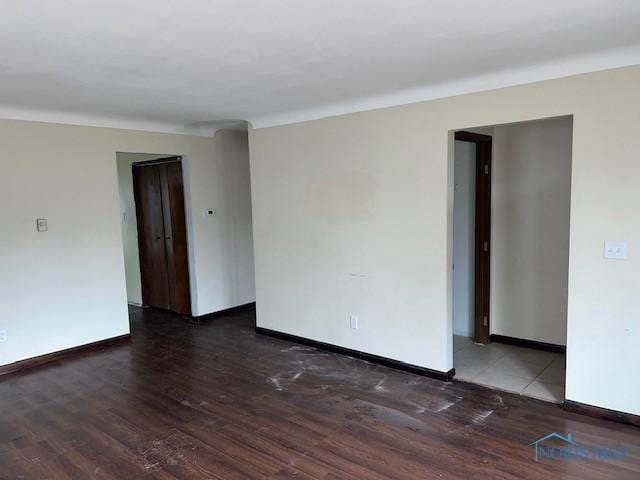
[528,432,628,463]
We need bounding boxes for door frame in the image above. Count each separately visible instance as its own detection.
[454,131,492,344]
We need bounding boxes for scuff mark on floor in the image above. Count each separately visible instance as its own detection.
[269,376,285,391]
[266,353,377,391]
[432,399,456,413]
[407,400,427,414]
[472,409,494,424]
[138,433,193,471]
[374,376,388,392]
[280,346,316,352]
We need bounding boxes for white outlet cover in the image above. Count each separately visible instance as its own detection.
[604,241,626,260]
[0,330,7,342]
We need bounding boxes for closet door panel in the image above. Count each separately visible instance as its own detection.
[162,162,191,315]
[133,165,170,309]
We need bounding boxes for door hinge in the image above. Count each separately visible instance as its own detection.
[484,164,489,175]
[484,241,488,252]
[483,316,488,327]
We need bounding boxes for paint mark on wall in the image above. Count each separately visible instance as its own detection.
[306,171,379,220]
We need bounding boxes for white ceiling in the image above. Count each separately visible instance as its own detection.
[1,0,639,135]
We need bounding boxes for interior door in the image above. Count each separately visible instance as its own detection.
[133,164,171,310]
[160,162,191,315]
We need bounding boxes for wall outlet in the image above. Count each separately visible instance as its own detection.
[350,315,359,330]
[203,208,216,217]
[0,330,7,343]
[604,241,626,260]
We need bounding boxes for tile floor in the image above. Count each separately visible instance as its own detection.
[453,335,565,403]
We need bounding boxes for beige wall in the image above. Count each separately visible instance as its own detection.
[208,130,256,307]
[491,117,572,345]
[249,66,640,415]
[1,121,255,366]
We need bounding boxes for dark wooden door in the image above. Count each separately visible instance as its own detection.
[160,162,191,315]
[132,160,191,315]
[133,165,171,310]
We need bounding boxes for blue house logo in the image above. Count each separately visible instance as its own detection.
[529,432,575,462]
[529,432,628,463]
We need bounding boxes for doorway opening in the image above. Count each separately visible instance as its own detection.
[453,131,491,345]
[116,153,192,316]
[451,116,572,403]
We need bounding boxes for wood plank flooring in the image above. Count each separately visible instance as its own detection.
[0,306,638,479]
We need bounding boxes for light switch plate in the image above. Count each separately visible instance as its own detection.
[350,315,358,329]
[36,218,48,232]
[604,241,626,260]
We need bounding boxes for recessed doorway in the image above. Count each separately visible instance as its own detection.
[451,116,572,403]
[117,153,192,316]
[453,131,491,345]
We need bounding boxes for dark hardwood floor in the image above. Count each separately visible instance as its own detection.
[0,306,638,479]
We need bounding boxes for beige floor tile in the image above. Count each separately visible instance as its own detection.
[489,355,546,381]
[549,354,566,369]
[453,361,490,381]
[484,342,514,355]
[455,343,510,365]
[508,347,557,367]
[473,370,533,394]
[536,364,566,385]
[453,335,473,353]
[453,340,567,403]
[522,380,565,403]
